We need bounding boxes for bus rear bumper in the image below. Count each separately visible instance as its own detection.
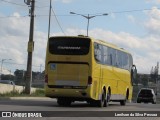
[45,85,91,99]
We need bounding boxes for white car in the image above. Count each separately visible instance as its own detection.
[0,80,15,85]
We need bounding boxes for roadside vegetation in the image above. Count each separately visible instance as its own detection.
[0,89,45,97]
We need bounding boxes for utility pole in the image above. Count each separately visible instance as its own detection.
[24,0,35,94]
[48,0,52,40]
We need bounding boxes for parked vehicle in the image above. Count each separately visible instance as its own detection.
[0,80,15,85]
[137,88,156,104]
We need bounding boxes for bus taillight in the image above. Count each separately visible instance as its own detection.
[45,75,48,83]
[88,76,92,85]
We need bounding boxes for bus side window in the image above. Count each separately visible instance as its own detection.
[112,49,116,66]
[103,46,108,64]
[108,48,117,66]
[107,47,112,65]
[94,43,102,62]
[117,51,122,68]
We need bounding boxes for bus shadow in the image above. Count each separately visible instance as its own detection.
[0,99,122,109]
[53,102,122,108]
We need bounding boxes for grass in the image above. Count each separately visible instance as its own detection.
[0,89,45,97]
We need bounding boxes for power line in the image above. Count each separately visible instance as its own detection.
[0,7,159,19]
[0,0,26,6]
[51,5,66,35]
[110,9,151,14]
[0,0,159,14]
[0,0,49,8]
[0,15,29,19]
[35,0,48,4]
[0,14,71,19]
[102,8,158,14]
[36,14,73,17]
[67,8,160,16]
[36,5,49,8]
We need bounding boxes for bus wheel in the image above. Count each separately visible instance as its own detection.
[57,98,71,106]
[97,90,106,107]
[105,90,110,107]
[120,100,126,106]
[120,90,128,106]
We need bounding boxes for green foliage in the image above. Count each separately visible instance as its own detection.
[141,75,148,87]
[0,89,45,97]
[30,89,45,96]
[1,74,14,80]
[0,90,23,97]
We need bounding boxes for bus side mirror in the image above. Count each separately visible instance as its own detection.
[131,65,137,84]
[132,65,137,79]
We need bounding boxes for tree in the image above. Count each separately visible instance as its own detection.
[1,74,14,80]
[14,69,25,85]
[141,75,148,87]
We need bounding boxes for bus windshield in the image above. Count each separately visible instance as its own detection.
[49,37,90,55]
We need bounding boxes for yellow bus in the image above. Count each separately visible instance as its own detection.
[45,36,137,107]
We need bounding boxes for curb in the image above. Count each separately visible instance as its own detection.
[0,97,53,100]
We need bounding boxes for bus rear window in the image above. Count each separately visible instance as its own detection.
[49,37,90,55]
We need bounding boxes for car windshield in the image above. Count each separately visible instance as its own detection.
[140,90,152,94]
[139,89,153,97]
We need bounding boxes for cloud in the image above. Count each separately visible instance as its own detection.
[0,12,30,37]
[127,15,136,23]
[144,7,160,35]
[147,7,160,19]
[145,0,160,4]
[109,12,116,19]
[0,12,47,72]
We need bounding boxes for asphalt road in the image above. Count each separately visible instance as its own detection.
[0,97,159,120]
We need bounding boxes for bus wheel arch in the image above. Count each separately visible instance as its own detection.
[120,88,129,106]
[108,86,111,95]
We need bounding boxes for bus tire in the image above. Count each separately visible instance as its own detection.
[89,100,97,107]
[137,100,141,103]
[120,100,126,106]
[97,89,106,107]
[105,89,110,107]
[120,90,128,106]
[57,98,71,106]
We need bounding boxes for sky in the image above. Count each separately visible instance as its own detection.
[0,0,160,74]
